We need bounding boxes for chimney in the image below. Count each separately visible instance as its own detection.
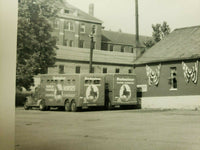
[89,3,94,16]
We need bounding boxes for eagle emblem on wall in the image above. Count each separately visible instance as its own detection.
[182,61,198,84]
[146,64,161,86]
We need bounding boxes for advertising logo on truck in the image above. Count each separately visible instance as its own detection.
[86,85,99,102]
[54,83,63,101]
[119,84,131,102]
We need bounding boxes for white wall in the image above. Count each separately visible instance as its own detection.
[141,95,200,110]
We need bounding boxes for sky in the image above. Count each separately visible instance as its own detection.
[67,0,200,36]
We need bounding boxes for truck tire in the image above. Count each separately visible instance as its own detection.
[71,101,77,112]
[107,101,113,110]
[39,100,46,111]
[24,101,30,110]
[64,101,70,112]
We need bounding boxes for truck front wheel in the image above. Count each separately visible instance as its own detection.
[24,101,30,110]
[39,101,46,111]
[71,101,77,112]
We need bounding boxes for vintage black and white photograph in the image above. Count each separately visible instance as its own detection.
[1,0,200,150]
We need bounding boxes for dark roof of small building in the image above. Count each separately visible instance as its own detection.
[56,45,135,66]
[55,0,103,24]
[134,25,200,65]
[102,30,151,46]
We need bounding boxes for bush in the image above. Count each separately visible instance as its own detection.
[15,91,32,107]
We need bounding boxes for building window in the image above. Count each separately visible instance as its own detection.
[76,66,80,74]
[64,9,70,14]
[131,47,134,53]
[93,42,96,49]
[69,40,73,47]
[64,21,74,31]
[53,20,59,29]
[91,67,95,73]
[91,25,97,34]
[80,24,85,33]
[169,67,177,90]
[121,46,125,52]
[128,69,132,74]
[103,68,107,73]
[110,44,113,51]
[59,65,64,74]
[79,40,84,48]
[63,39,68,46]
[115,68,120,73]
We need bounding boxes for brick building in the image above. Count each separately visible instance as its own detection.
[134,25,200,109]
[46,0,150,74]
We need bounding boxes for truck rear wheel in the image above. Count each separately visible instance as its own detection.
[107,101,113,110]
[39,101,46,111]
[71,101,77,112]
[64,101,70,112]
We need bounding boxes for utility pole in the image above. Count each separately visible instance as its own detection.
[135,0,139,47]
[89,25,95,73]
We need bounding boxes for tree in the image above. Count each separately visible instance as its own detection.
[144,21,170,48]
[16,0,59,90]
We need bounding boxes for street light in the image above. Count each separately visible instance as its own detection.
[89,25,95,73]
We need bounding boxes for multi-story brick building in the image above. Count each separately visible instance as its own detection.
[19,0,150,75]
[46,0,150,74]
[50,1,103,50]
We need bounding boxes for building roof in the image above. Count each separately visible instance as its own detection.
[134,25,200,65]
[56,45,135,66]
[102,30,151,46]
[55,0,103,24]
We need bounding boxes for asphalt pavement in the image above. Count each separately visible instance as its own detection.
[15,107,200,150]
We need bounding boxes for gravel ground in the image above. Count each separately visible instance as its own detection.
[15,107,200,150]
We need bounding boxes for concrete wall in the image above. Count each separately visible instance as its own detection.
[141,96,200,110]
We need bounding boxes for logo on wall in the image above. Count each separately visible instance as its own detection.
[119,84,131,102]
[86,85,99,102]
[182,61,198,84]
[146,64,161,86]
[54,84,63,101]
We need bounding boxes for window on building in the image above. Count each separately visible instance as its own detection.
[131,47,134,53]
[121,46,125,52]
[76,66,80,74]
[110,44,113,51]
[93,42,96,49]
[103,68,107,73]
[169,67,177,90]
[63,39,68,46]
[91,67,95,73]
[64,21,74,31]
[91,25,96,34]
[59,65,64,74]
[79,40,84,48]
[115,68,120,73]
[64,9,70,14]
[53,20,59,29]
[128,69,132,74]
[80,24,85,33]
[69,40,73,47]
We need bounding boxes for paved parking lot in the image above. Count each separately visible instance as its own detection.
[15,107,200,150]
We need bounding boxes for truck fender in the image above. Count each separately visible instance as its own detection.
[37,99,43,106]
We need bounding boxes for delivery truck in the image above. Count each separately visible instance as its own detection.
[24,73,140,111]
